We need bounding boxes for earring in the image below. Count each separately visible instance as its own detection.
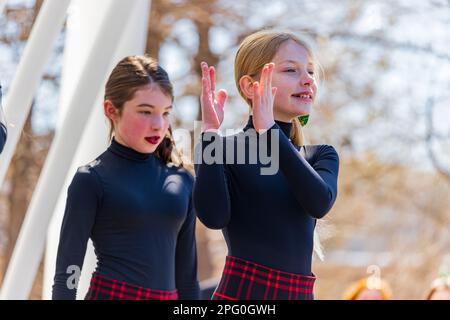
[298,114,310,127]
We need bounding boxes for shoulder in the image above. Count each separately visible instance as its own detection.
[70,160,103,193]
[304,144,339,163]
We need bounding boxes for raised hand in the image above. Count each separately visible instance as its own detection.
[252,62,277,133]
[200,62,228,132]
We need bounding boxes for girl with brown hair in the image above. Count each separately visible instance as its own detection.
[52,55,199,300]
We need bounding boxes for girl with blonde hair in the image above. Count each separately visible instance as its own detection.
[193,29,339,300]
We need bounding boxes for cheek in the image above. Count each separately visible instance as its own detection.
[273,87,291,104]
[272,76,293,99]
[119,114,148,136]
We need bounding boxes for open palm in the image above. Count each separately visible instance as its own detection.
[200,62,227,132]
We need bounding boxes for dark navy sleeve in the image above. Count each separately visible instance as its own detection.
[0,123,6,153]
[269,123,339,219]
[175,189,200,299]
[52,166,103,300]
[193,132,231,229]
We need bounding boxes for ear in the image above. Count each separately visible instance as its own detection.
[104,100,119,121]
[239,75,255,102]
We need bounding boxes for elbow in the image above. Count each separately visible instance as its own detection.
[196,211,229,230]
[309,207,331,219]
[307,190,337,219]
[192,187,230,230]
[194,198,230,229]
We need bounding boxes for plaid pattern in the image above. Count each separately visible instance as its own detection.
[212,256,316,300]
[85,273,178,300]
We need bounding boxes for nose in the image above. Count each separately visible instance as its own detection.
[150,115,164,131]
[300,70,314,87]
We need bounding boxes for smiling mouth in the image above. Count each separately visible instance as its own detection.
[291,93,313,100]
[145,136,160,145]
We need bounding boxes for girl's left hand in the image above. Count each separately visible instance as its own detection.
[252,62,277,133]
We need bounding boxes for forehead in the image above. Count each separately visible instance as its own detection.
[130,84,172,104]
[272,39,313,65]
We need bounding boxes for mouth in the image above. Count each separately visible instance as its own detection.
[145,136,161,145]
[291,92,313,102]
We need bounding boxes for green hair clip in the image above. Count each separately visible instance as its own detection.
[298,114,310,127]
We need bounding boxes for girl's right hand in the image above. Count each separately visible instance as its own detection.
[200,62,228,132]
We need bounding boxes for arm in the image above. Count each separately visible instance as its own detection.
[251,62,339,219]
[193,61,231,229]
[175,196,200,300]
[52,166,102,300]
[193,132,231,229]
[270,124,339,218]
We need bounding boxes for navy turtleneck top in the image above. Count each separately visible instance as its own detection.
[193,116,339,276]
[52,138,199,300]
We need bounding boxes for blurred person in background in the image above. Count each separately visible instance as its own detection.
[343,276,393,300]
[424,265,450,300]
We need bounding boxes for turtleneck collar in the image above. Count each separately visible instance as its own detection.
[108,137,154,162]
[243,115,292,138]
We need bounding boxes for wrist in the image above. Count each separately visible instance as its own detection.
[201,124,220,133]
[255,120,275,133]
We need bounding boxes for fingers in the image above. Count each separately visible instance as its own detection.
[201,62,211,97]
[201,76,210,102]
[253,81,260,111]
[216,89,228,110]
[209,66,216,103]
[267,63,274,97]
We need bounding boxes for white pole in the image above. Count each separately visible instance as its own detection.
[0,0,7,16]
[43,0,151,300]
[0,0,71,187]
[0,0,140,300]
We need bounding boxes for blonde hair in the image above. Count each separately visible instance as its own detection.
[235,29,324,259]
[234,29,320,146]
[343,277,393,300]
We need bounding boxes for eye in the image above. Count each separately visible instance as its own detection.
[139,111,151,115]
[308,70,315,76]
[284,68,296,73]
[163,112,171,117]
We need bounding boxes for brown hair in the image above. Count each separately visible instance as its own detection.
[104,55,189,169]
[235,29,320,146]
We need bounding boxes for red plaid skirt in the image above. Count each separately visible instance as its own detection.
[212,256,316,300]
[85,273,178,300]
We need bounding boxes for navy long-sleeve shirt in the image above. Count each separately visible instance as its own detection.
[52,138,199,300]
[0,123,6,153]
[193,116,339,276]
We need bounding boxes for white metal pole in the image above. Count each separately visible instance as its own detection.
[0,0,71,187]
[0,0,7,16]
[0,0,140,300]
[43,0,151,300]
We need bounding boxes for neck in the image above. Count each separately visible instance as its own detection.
[248,111,293,123]
[109,137,154,162]
[244,115,292,139]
